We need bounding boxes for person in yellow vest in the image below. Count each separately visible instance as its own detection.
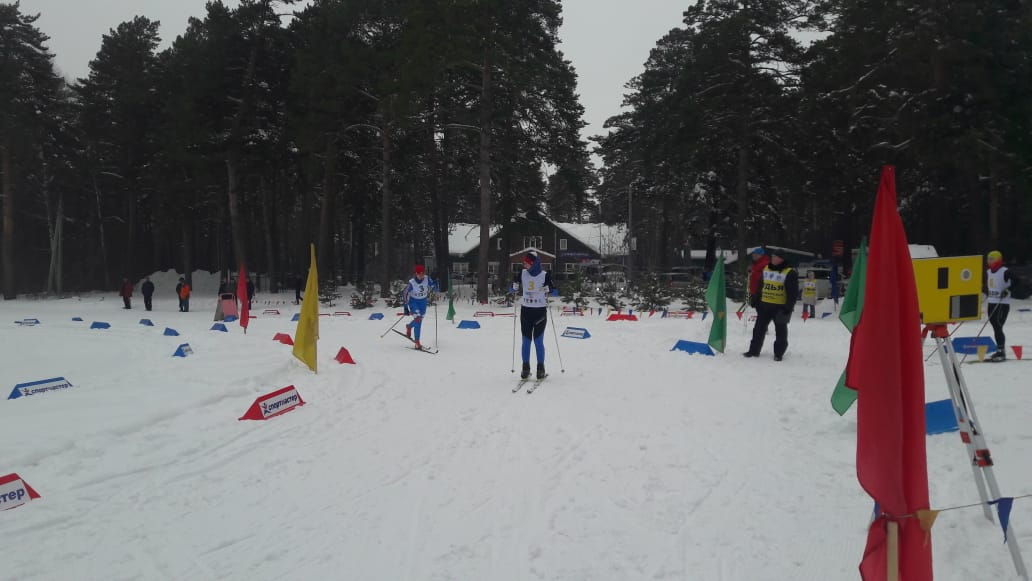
[743,248,798,361]
[801,270,818,319]
[985,250,1016,361]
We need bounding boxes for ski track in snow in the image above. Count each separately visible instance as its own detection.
[1,295,1031,580]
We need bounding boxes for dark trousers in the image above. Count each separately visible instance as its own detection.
[803,303,815,318]
[749,305,790,357]
[988,303,1010,350]
[122,296,131,309]
[520,306,547,364]
[144,295,153,311]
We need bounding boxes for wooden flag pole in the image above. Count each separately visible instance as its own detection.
[887,520,900,581]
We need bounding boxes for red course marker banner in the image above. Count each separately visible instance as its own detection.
[0,473,41,511]
[238,385,306,421]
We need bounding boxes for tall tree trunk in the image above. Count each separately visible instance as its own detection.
[126,181,137,277]
[736,120,750,276]
[91,173,111,290]
[56,195,63,294]
[427,97,450,292]
[1,139,15,299]
[476,54,493,303]
[988,163,999,247]
[182,220,194,286]
[225,10,262,272]
[260,175,277,293]
[318,135,337,277]
[380,121,393,298]
[226,150,247,270]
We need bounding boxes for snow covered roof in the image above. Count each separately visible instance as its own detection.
[908,244,938,259]
[689,249,739,265]
[549,220,629,257]
[508,247,556,259]
[449,223,501,255]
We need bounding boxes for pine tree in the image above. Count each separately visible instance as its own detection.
[0,3,63,298]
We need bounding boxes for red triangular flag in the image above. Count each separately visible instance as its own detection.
[1012,346,1023,360]
[335,347,356,364]
[802,310,810,322]
[846,166,932,581]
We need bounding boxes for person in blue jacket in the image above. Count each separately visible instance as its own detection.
[403,264,437,349]
[511,250,558,379]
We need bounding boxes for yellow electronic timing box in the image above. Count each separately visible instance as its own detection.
[912,256,982,324]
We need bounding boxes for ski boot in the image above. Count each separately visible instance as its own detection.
[537,363,546,380]
[521,362,531,380]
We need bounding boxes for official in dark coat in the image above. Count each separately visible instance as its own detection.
[743,248,798,361]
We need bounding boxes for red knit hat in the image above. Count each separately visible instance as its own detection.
[414,264,425,275]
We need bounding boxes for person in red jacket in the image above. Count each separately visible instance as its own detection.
[118,277,133,309]
[748,247,770,305]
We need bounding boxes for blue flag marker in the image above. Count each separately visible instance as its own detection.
[991,498,1015,543]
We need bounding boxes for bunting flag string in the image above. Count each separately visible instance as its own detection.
[896,493,1032,544]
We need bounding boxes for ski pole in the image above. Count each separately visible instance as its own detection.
[433,286,439,351]
[380,313,406,338]
[510,290,519,373]
[548,298,565,373]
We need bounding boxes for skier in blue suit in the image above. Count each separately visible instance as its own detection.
[403,264,437,349]
[511,250,558,379]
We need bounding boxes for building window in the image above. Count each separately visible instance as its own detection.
[563,262,575,273]
[488,262,499,275]
[541,262,552,271]
[511,263,522,274]
[523,235,543,249]
[560,238,568,250]
[453,262,469,275]
[496,238,503,250]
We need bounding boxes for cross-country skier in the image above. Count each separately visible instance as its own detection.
[986,250,1017,361]
[403,265,437,350]
[512,250,557,379]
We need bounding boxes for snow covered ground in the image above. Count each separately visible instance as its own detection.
[1,286,1031,580]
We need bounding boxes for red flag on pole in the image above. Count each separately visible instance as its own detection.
[237,264,249,333]
[845,166,932,580]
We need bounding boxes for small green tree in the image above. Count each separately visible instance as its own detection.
[595,283,627,311]
[319,279,341,307]
[631,273,672,312]
[349,282,377,309]
[560,270,592,311]
[387,280,406,308]
[671,282,707,311]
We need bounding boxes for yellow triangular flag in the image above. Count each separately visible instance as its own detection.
[916,509,940,547]
[977,345,988,361]
[292,244,319,373]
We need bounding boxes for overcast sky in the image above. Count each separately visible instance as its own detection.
[20,0,689,148]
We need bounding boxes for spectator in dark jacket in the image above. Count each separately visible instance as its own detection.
[743,248,798,361]
[119,278,133,309]
[141,277,155,311]
[246,277,255,309]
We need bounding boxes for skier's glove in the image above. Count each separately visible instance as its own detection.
[404,306,410,316]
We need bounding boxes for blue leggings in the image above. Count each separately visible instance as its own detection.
[520,307,546,364]
[408,301,427,340]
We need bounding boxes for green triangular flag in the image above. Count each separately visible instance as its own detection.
[446,270,456,322]
[705,258,727,353]
[830,237,868,415]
